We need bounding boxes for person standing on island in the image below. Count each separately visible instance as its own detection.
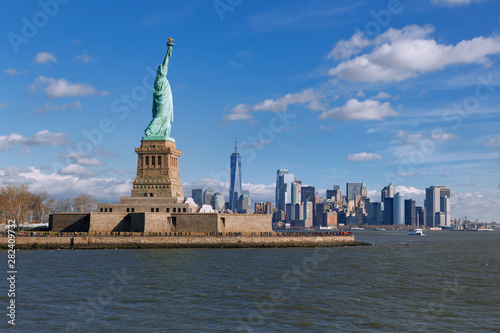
[144,37,175,140]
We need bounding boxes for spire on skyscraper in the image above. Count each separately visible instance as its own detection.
[230,136,242,212]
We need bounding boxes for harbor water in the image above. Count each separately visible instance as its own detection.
[4,230,500,332]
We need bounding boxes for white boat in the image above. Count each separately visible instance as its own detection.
[375,228,385,231]
[407,228,424,236]
[350,227,364,230]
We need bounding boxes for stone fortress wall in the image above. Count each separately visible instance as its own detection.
[49,212,273,234]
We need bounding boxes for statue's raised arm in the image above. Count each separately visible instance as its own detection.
[159,37,174,76]
[144,38,176,141]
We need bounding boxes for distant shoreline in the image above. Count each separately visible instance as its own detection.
[0,234,367,250]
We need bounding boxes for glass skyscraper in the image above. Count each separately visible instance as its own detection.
[393,193,405,225]
[276,169,294,213]
[229,137,242,213]
[425,186,440,227]
[346,182,363,202]
[192,189,203,207]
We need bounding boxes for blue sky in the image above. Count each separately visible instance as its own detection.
[1,0,499,221]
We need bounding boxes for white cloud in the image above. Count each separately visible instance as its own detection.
[451,191,500,222]
[374,91,391,99]
[223,89,323,122]
[432,0,479,6]
[392,186,427,205]
[0,130,70,151]
[58,152,103,166]
[356,90,365,98]
[346,152,382,162]
[0,102,7,109]
[394,185,425,196]
[34,52,57,64]
[0,166,131,201]
[59,164,97,177]
[431,132,456,141]
[75,53,96,63]
[4,67,26,76]
[30,76,106,98]
[442,172,453,178]
[485,136,500,147]
[320,125,333,132]
[40,101,82,112]
[400,131,456,144]
[183,178,229,196]
[404,134,424,144]
[319,98,397,121]
[328,31,371,60]
[328,25,500,82]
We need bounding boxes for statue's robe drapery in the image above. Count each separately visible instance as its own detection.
[145,41,174,138]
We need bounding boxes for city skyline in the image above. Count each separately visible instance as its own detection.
[1,1,500,222]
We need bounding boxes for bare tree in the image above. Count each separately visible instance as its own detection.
[0,184,33,227]
[75,193,97,212]
[32,191,55,223]
[53,198,74,213]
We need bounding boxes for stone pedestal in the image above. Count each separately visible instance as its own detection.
[131,140,184,198]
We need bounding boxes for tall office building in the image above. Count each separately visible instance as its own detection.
[440,195,451,227]
[381,182,394,201]
[416,206,425,227]
[291,181,301,205]
[425,186,441,227]
[211,192,225,211]
[346,182,363,202]
[192,189,203,207]
[229,137,242,213]
[388,183,394,198]
[265,201,273,215]
[439,187,451,200]
[405,199,416,226]
[326,189,334,200]
[255,202,265,214]
[383,197,394,225]
[203,188,215,206]
[366,202,383,225]
[438,187,451,226]
[238,194,251,214]
[303,200,313,227]
[276,169,295,213]
[326,186,341,202]
[301,186,315,202]
[393,193,405,225]
[334,189,341,201]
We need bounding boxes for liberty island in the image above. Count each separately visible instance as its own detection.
[10,38,356,248]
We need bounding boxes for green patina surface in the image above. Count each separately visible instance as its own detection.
[144,40,175,140]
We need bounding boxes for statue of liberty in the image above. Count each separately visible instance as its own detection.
[144,37,175,141]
